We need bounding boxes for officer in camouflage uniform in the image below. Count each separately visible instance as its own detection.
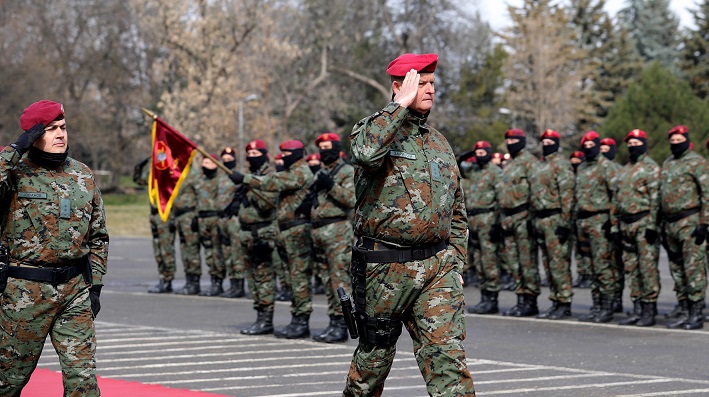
[147,205,176,293]
[661,125,709,330]
[306,132,356,344]
[219,147,245,298]
[463,141,502,315]
[614,129,661,327]
[498,128,540,317]
[530,129,575,320]
[173,163,203,295]
[0,100,109,396]
[345,54,475,397]
[575,131,618,324]
[228,139,279,335]
[601,137,624,313]
[569,151,592,289]
[232,140,314,338]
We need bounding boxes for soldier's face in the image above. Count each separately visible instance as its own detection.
[221,154,235,163]
[542,138,555,146]
[670,134,686,144]
[506,138,520,145]
[202,157,217,169]
[475,149,487,156]
[318,141,333,150]
[308,159,320,166]
[627,139,643,147]
[600,145,611,153]
[247,149,262,157]
[491,157,501,165]
[34,119,68,153]
[405,73,435,114]
[570,158,582,165]
[583,141,596,149]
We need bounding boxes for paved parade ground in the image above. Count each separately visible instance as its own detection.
[32,237,709,396]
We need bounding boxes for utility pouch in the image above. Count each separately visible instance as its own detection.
[338,287,359,339]
[82,255,93,285]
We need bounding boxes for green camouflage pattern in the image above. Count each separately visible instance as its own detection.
[660,150,709,223]
[535,214,573,303]
[195,171,232,278]
[312,221,352,317]
[220,214,244,279]
[663,214,707,302]
[150,207,176,280]
[497,150,537,211]
[311,159,356,221]
[173,169,202,275]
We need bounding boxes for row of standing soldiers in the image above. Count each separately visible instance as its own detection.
[461,126,709,330]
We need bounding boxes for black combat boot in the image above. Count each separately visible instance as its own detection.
[612,291,623,313]
[276,286,292,302]
[536,301,559,319]
[220,278,245,298]
[503,294,524,317]
[579,293,601,322]
[592,294,614,323]
[148,279,173,293]
[636,301,657,327]
[313,315,337,342]
[683,300,704,330]
[618,300,642,326]
[200,276,224,296]
[274,314,310,339]
[175,274,200,295]
[548,302,572,320]
[467,290,499,315]
[665,299,688,319]
[503,294,538,317]
[241,309,274,335]
[321,315,348,343]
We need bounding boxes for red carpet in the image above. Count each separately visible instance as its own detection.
[24,368,232,397]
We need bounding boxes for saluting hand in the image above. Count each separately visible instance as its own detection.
[393,69,420,109]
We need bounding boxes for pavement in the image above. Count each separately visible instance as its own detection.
[33,237,709,396]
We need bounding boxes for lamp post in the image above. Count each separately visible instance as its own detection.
[238,93,260,171]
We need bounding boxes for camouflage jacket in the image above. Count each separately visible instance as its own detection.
[0,147,109,285]
[350,102,467,266]
[463,162,500,211]
[614,154,660,228]
[660,150,709,224]
[238,162,278,225]
[575,154,617,226]
[194,170,231,213]
[243,158,313,224]
[530,152,575,226]
[497,149,538,210]
[173,160,198,211]
[310,158,355,221]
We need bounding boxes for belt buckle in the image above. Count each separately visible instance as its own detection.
[412,248,425,260]
[52,267,68,285]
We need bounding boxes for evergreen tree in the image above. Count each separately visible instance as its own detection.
[680,0,709,100]
[618,0,680,71]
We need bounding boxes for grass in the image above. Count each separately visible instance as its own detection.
[103,188,151,238]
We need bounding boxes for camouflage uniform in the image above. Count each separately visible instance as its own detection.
[0,146,109,396]
[173,169,202,294]
[149,205,176,282]
[530,151,575,311]
[604,157,624,309]
[219,177,245,297]
[346,102,475,397]
[194,170,231,293]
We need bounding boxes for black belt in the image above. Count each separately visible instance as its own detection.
[535,208,562,219]
[664,207,700,223]
[241,221,272,232]
[8,259,86,285]
[279,219,310,231]
[620,210,649,224]
[358,238,448,263]
[501,204,529,217]
[311,216,347,229]
[198,210,224,218]
[467,207,494,216]
[577,209,610,220]
[174,206,195,217]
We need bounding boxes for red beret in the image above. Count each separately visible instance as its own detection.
[387,53,438,77]
[505,129,525,138]
[306,153,320,161]
[274,153,283,160]
[279,139,304,151]
[570,151,585,160]
[580,131,600,145]
[221,147,236,157]
[668,125,689,138]
[315,132,340,144]
[20,100,64,131]
[474,141,492,150]
[492,152,503,160]
[600,137,616,146]
[246,139,267,152]
[624,129,647,142]
[540,129,560,140]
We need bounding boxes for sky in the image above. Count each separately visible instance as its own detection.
[476,0,697,30]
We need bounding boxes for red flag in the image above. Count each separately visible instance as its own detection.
[148,117,198,222]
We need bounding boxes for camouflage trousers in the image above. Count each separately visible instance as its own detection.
[198,215,225,279]
[663,213,707,302]
[468,212,499,292]
[311,220,353,317]
[500,211,539,297]
[573,231,593,278]
[240,223,278,311]
[619,216,660,303]
[280,223,313,316]
[343,247,475,397]
[273,231,290,290]
[0,275,98,397]
[175,212,202,276]
[576,213,617,296]
[220,216,244,279]
[150,212,176,281]
[535,214,573,303]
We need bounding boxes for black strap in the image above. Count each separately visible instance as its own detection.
[8,258,87,285]
[198,210,224,218]
[501,203,529,217]
[174,206,196,217]
[311,216,347,229]
[664,207,700,223]
[619,210,650,224]
[577,209,610,220]
[358,238,448,263]
[278,219,310,231]
[535,208,562,219]
[241,221,272,232]
[466,207,494,216]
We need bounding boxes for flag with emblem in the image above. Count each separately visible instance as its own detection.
[148,117,198,221]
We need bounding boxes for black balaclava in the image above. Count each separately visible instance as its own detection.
[475,148,492,167]
[507,137,526,158]
[628,138,648,162]
[320,141,341,165]
[542,138,560,157]
[602,144,616,160]
[223,159,236,170]
[671,135,691,159]
[247,149,268,173]
[282,149,304,170]
[202,167,217,178]
[309,164,321,174]
[28,146,69,168]
[571,162,581,173]
[275,164,285,172]
[584,138,601,160]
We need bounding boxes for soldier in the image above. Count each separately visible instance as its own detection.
[147,205,176,293]
[569,151,592,289]
[228,139,279,335]
[305,152,326,295]
[273,152,292,302]
[491,152,503,168]
[231,140,314,338]
[464,141,502,315]
[219,147,246,298]
[661,125,709,330]
[305,132,356,344]
[575,131,618,323]
[0,100,109,396]
[498,128,540,317]
[530,129,575,320]
[345,53,475,396]
[173,163,203,295]
[614,129,661,327]
[600,137,617,162]
[601,137,624,313]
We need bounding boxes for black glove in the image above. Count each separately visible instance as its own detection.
[229,171,244,185]
[11,123,46,156]
[190,216,199,232]
[489,224,501,243]
[457,150,475,165]
[692,224,708,245]
[89,285,102,317]
[645,228,658,245]
[556,226,571,244]
[295,196,314,219]
[168,219,176,233]
[315,172,334,191]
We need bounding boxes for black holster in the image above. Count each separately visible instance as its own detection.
[82,256,93,285]
[0,246,8,294]
[338,287,358,339]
